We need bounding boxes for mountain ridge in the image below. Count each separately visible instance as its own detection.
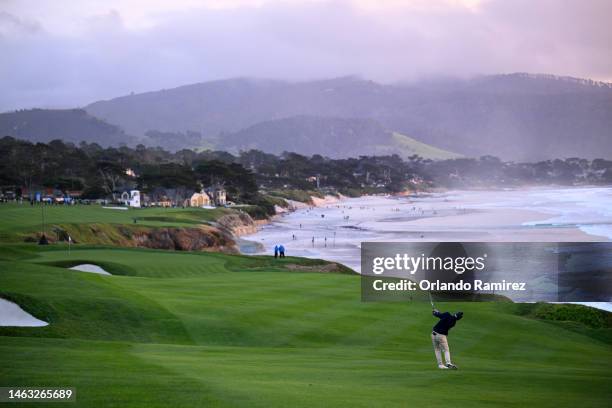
[1,73,609,160]
[83,73,612,160]
[0,108,133,146]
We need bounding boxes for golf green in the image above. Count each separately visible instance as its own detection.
[1,245,610,407]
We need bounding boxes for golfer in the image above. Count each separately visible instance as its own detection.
[431,309,463,369]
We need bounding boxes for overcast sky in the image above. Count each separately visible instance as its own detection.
[1,0,611,112]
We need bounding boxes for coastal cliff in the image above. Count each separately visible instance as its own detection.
[215,212,260,236]
[25,223,237,252]
[19,197,350,253]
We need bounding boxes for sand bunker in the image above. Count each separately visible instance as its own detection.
[69,264,111,275]
[0,298,48,327]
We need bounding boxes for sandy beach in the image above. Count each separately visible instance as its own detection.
[242,187,612,271]
[240,187,612,311]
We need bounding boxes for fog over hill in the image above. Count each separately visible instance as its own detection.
[1,74,610,160]
[84,74,612,161]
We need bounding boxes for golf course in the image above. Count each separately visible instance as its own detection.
[0,203,234,245]
[1,205,611,407]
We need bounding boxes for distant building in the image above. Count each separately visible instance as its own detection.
[153,199,172,207]
[206,185,227,206]
[65,190,83,198]
[129,190,141,207]
[120,190,141,207]
[0,190,16,201]
[147,188,174,207]
[188,190,211,207]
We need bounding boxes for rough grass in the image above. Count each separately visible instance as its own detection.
[508,302,612,344]
[0,245,610,407]
[388,132,462,160]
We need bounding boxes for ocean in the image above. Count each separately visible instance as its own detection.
[240,186,612,310]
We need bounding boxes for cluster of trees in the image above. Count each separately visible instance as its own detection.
[238,151,414,194]
[1,136,610,207]
[0,137,257,204]
[236,151,612,191]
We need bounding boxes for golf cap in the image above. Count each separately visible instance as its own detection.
[455,311,464,320]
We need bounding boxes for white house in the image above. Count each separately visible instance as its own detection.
[129,190,141,207]
[121,190,141,207]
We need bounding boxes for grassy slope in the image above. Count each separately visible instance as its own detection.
[0,203,229,242]
[380,132,462,160]
[1,245,610,407]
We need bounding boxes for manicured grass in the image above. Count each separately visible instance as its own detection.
[0,203,229,242]
[1,245,610,407]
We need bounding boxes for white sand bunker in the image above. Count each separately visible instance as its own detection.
[69,264,111,275]
[0,298,48,327]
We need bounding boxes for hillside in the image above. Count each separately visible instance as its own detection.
[221,115,459,160]
[85,74,612,161]
[0,109,137,146]
[86,77,374,138]
[0,243,610,407]
[379,132,461,160]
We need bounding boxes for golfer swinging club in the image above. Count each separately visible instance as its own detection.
[431,308,463,369]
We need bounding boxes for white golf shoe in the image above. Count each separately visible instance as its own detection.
[438,364,449,369]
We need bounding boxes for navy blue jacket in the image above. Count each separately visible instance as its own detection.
[432,311,458,335]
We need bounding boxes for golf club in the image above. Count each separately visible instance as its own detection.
[428,291,435,310]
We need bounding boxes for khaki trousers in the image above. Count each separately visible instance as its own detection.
[431,332,451,365]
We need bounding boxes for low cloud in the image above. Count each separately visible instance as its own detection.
[0,0,611,111]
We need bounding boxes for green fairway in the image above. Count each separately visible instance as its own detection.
[0,203,229,242]
[1,245,611,407]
